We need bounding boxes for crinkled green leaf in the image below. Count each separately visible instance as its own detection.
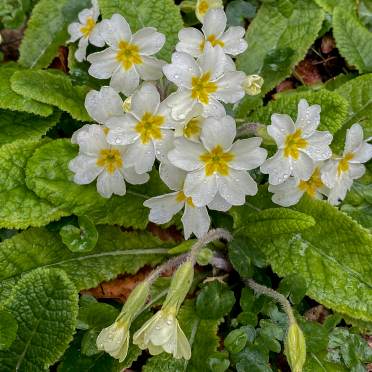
[0,0,35,28]
[0,66,52,116]
[313,0,354,13]
[18,0,91,68]
[256,196,372,322]
[0,310,18,351]
[99,0,183,61]
[0,109,60,146]
[0,225,168,298]
[333,7,372,73]
[236,0,324,93]
[0,139,68,229]
[304,352,348,372]
[248,89,349,134]
[11,70,91,121]
[0,268,78,371]
[225,329,248,354]
[26,139,168,229]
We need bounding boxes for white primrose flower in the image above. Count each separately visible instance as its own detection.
[260,99,333,185]
[195,0,223,22]
[67,0,104,62]
[87,14,165,96]
[321,123,372,205]
[163,44,245,120]
[174,105,205,142]
[269,166,329,207]
[168,115,267,207]
[105,83,177,174]
[69,124,149,198]
[176,9,247,59]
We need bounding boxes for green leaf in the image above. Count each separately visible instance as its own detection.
[0,109,60,146]
[0,268,78,371]
[225,329,248,353]
[0,225,168,298]
[256,196,372,322]
[196,281,236,320]
[248,89,349,134]
[18,0,91,68]
[304,352,348,372]
[60,216,99,252]
[0,0,35,28]
[98,0,183,61]
[0,139,68,229]
[236,0,324,93]
[11,70,91,121]
[0,310,18,351]
[0,66,53,116]
[26,139,168,229]
[278,274,308,304]
[333,7,372,73]
[225,0,256,27]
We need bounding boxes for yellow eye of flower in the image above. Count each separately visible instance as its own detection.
[183,117,202,138]
[80,17,96,38]
[198,0,209,16]
[199,35,224,51]
[116,40,143,70]
[191,72,218,105]
[135,112,165,144]
[298,168,323,197]
[176,191,195,207]
[284,129,308,159]
[96,149,123,174]
[200,145,235,176]
[337,152,354,175]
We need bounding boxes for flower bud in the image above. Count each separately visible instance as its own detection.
[196,247,213,266]
[195,0,223,22]
[284,322,306,372]
[122,96,132,112]
[243,74,264,96]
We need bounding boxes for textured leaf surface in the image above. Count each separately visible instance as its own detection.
[0,268,78,371]
[26,139,168,229]
[255,197,372,322]
[11,70,91,121]
[0,67,52,116]
[0,310,18,351]
[0,225,169,298]
[248,89,349,134]
[19,0,91,68]
[236,0,324,93]
[0,139,68,229]
[98,0,183,61]
[0,109,60,146]
[333,7,372,73]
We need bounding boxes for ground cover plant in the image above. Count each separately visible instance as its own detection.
[0,0,371,370]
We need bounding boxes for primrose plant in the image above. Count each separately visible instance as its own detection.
[67,0,372,364]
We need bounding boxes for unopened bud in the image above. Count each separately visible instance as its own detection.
[122,96,132,112]
[243,74,264,96]
[196,248,213,266]
[284,322,306,372]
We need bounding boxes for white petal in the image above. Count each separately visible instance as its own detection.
[89,22,105,47]
[200,115,236,151]
[75,124,107,155]
[176,28,204,58]
[69,155,101,184]
[144,193,184,224]
[91,0,100,19]
[202,97,226,118]
[125,141,156,174]
[100,14,132,47]
[157,101,179,129]
[230,138,267,170]
[111,66,140,95]
[159,162,186,191]
[344,123,364,154]
[269,178,303,207]
[154,130,175,163]
[71,124,90,144]
[292,152,314,181]
[207,192,232,212]
[260,150,291,185]
[213,71,245,103]
[348,163,365,179]
[78,8,94,25]
[198,43,225,80]
[174,323,191,360]
[182,205,210,239]
[217,170,257,205]
[165,89,197,121]
[87,48,118,79]
[168,138,205,171]
[202,9,226,38]
[352,141,372,163]
[163,52,198,88]
[131,83,160,118]
[106,117,138,145]
[220,27,247,56]
[122,167,149,184]
[295,99,321,135]
[97,170,126,198]
[268,114,295,147]
[67,22,82,42]
[320,159,338,188]
[132,27,165,55]
[85,86,124,124]
[327,175,353,205]
[136,56,165,80]
[304,130,333,161]
[184,169,218,206]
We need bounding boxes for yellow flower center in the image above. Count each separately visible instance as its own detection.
[283,129,308,159]
[298,168,323,197]
[96,149,123,174]
[199,35,225,51]
[184,117,202,139]
[176,191,195,207]
[80,17,96,38]
[191,72,218,105]
[198,0,209,16]
[135,112,165,144]
[337,152,354,175]
[200,145,235,176]
[116,40,142,70]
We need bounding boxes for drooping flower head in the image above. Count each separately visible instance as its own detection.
[67,0,105,62]
[195,0,224,22]
[261,99,333,185]
[87,14,165,95]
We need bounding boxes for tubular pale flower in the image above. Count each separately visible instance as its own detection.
[195,0,224,22]
[243,74,264,96]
